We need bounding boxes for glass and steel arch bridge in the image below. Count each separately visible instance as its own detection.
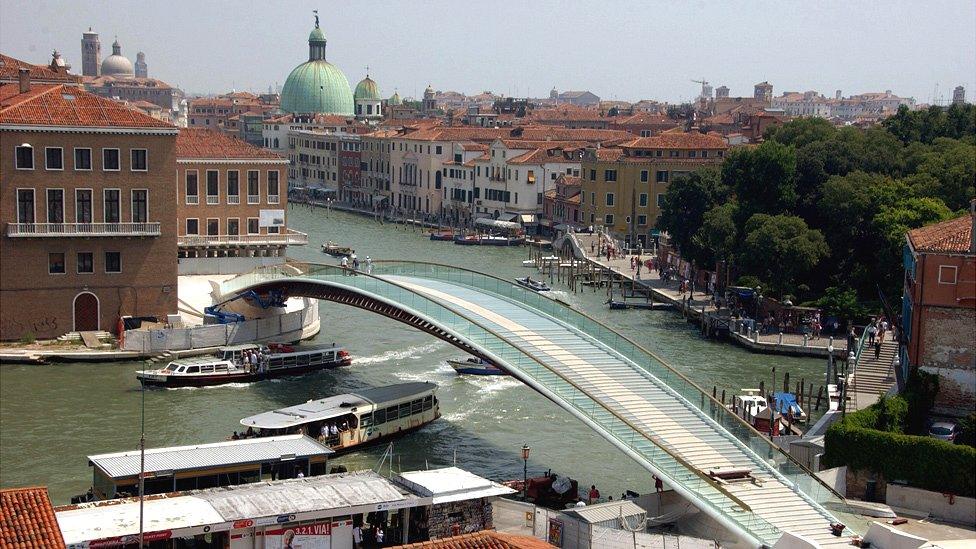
[220,261,862,548]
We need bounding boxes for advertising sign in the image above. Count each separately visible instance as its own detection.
[547,519,563,547]
[259,209,286,227]
[264,522,332,549]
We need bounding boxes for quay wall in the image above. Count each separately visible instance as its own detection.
[885,484,976,526]
[122,304,319,352]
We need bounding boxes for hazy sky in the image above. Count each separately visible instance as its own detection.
[2,0,974,103]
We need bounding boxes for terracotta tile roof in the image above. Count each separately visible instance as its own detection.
[176,128,283,160]
[508,146,585,165]
[0,53,81,85]
[0,83,174,129]
[0,487,66,549]
[392,531,552,549]
[459,141,488,151]
[621,132,728,150]
[908,215,975,254]
[593,148,624,161]
[557,174,583,187]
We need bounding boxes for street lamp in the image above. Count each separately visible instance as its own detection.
[521,444,530,500]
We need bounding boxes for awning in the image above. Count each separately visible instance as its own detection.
[498,213,519,222]
[519,214,537,224]
[474,218,521,231]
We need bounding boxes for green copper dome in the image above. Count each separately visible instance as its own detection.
[281,23,354,115]
[389,91,402,105]
[354,76,382,101]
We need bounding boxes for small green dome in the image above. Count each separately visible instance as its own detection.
[281,60,354,115]
[354,76,382,101]
[309,27,326,43]
[389,91,402,105]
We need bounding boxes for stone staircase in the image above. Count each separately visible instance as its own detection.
[850,335,899,410]
[56,331,114,348]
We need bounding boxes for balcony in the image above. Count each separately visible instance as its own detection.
[206,195,219,205]
[177,228,308,247]
[268,195,280,204]
[7,222,161,237]
[247,195,260,204]
[186,196,199,205]
[227,195,240,205]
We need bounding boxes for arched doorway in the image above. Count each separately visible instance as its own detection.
[73,292,99,332]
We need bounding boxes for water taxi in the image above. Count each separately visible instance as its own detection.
[447,357,505,376]
[454,234,524,246]
[321,241,355,257]
[514,276,551,292]
[136,343,351,388]
[239,382,440,453]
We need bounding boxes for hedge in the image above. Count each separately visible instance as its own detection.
[823,414,976,497]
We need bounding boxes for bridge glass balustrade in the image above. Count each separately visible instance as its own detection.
[219,262,866,543]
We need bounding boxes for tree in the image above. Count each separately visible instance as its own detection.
[883,103,976,144]
[906,138,976,210]
[656,168,727,259]
[722,141,798,226]
[767,117,836,147]
[815,286,869,325]
[691,202,738,268]
[738,214,829,296]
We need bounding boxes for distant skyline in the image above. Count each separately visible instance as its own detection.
[1,0,974,104]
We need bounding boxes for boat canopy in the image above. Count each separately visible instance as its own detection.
[474,218,521,231]
[240,382,437,430]
[87,435,332,480]
[773,392,802,415]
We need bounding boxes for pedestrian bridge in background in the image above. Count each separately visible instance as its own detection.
[220,261,862,548]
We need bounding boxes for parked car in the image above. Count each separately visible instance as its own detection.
[928,421,959,442]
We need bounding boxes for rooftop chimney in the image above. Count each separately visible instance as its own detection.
[18,68,30,94]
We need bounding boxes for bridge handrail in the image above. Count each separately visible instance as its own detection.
[221,262,787,545]
[368,260,854,510]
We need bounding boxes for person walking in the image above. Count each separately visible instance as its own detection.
[365,256,373,275]
[340,255,349,274]
[874,340,881,359]
[867,320,878,345]
[879,318,889,343]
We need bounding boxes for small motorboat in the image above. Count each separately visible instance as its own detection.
[453,235,480,246]
[429,230,455,241]
[321,242,355,257]
[447,357,505,376]
[515,277,551,292]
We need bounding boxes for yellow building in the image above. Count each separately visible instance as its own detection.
[580,132,728,247]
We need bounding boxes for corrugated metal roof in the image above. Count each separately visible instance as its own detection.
[202,471,416,520]
[562,500,646,524]
[395,467,515,504]
[240,382,437,429]
[88,434,332,479]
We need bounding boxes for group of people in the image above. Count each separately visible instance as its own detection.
[339,254,373,275]
[318,420,350,445]
[577,476,665,508]
[229,426,257,440]
[236,348,267,373]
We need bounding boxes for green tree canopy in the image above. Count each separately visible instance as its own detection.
[656,168,727,258]
[722,141,798,225]
[738,214,829,296]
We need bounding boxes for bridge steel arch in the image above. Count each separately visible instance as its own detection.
[221,261,861,548]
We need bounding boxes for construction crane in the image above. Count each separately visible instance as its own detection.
[691,78,710,99]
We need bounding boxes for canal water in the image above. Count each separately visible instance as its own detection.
[0,205,829,503]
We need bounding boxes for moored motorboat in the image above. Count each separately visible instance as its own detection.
[514,277,551,292]
[429,230,455,241]
[448,357,505,375]
[239,382,441,454]
[136,343,351,388]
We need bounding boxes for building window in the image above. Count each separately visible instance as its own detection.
[604,169,617,182]
[589,169,596,181]
[185,171,199,204]
[639,193,648,207]
[207,218,219,236]
[185,218,199,235]
[640,170,649,183]
[206,170,219,204]
[77,252,94,274]
[130,149,148,171]
[227,218,239,236]
[435,145,442,155]
[638,215,648,226]
[16,189,34,223]
[267,171,280,203]
[48,253,65,275]
[688,150,697,158]
[15,145,34,169]
[74,148,92,170]
[105,251,121,273]
[655,170,669,183]
[75,189,92,223]
[131,190,148,223]
[606,193,615,206]
[247,171,260,203]
[46,189,64,223]
[268,226,280,234]
[103,189,120,223]
[656,193,665,207]
[102,148,120,171]
[605,214,614,225]
[227,170,240,203]
[45,147,64,170]
[938,265,958,284]
[247,218,259,234]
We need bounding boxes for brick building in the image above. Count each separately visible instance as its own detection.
[542,174,584,231]
[580,132,728,247]
[175,129,304,269]
[1,76,179,340]
[903,212,976,417]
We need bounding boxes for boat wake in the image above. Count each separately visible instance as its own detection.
[165,382,253,391]
[441,374,523,422]
[353,341,444,365]
[391,362,454,382]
